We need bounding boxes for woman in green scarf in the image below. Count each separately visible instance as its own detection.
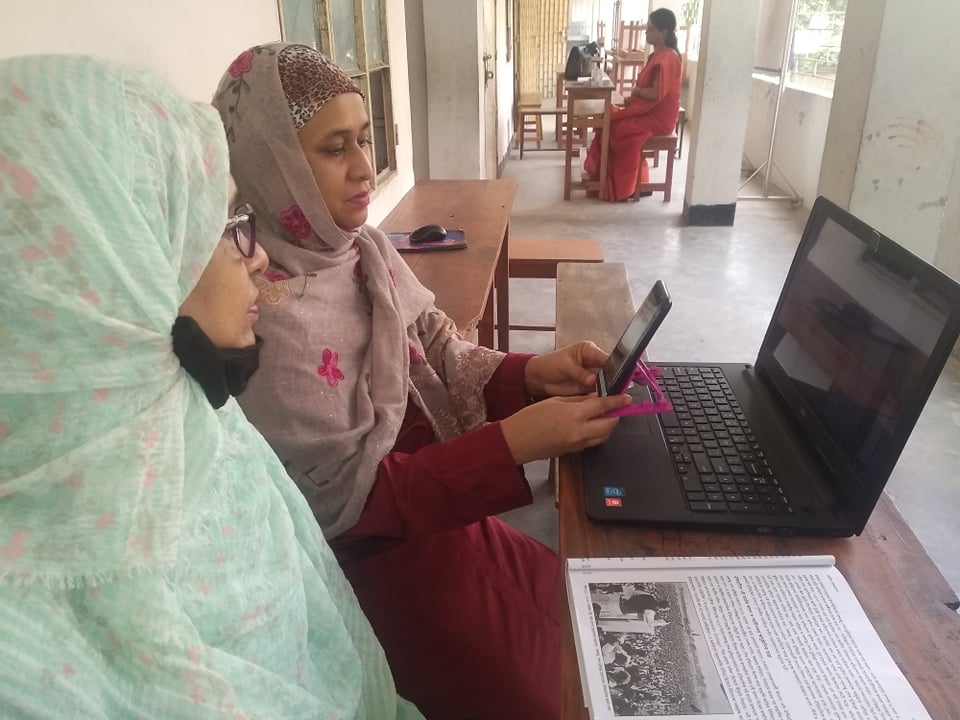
[0,54,422,719]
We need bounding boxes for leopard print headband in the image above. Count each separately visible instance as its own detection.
[277,44,363,132]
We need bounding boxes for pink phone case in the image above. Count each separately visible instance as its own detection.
[601,359,673,417]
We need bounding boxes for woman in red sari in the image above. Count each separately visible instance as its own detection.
[584,8,683,201]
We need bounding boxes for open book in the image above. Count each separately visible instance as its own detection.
[566,556,931,720]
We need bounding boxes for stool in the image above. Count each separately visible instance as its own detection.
[517,104,565,159]
[507,238,604,332]
[634,133,678,202]
[515,92,543,150]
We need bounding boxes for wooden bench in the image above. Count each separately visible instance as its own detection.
[552,262,633,507]
[507,238,604,332]
[635,132,678,202]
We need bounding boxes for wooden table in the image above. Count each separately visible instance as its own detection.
[555,262,960,720]
[379,179,515,351]
[563,82,616,201]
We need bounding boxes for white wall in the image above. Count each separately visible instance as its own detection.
[743,78,831,208]
[367,0,416,223]
[937,155,960,276]
[816,0,883,210]
[3,0,416,225]
[408,0,513,178]
[846,0,960,264]
[404,0,430,180]
[495,0,515,167]
[3,0,281,101]
[422,0,484,178]
[819,0,960,276]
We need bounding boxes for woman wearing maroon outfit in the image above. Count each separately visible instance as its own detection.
[213,44,629,720]
[584,8,683,201]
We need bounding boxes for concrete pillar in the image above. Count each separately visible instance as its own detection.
[753,0,791,73]
[819,0,960,277]
[682,0,762,225]
[422,0,484,179]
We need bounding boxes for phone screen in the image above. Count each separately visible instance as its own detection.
[598,281,671,395]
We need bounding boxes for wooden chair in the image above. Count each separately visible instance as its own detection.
[563,84,615,200]
[676,106,688,159]
[611,0,623,47]
[597,21,606,49]
[555,67,570,142]
[507,238,604,332]
[634,133,678,202]
[555,71,589,146]
[616,21,646,52]
[609,21,647,94]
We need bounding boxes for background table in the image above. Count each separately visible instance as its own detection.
[554,261,960,720]
[380,179,515,351]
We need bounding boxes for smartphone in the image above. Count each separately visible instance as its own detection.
[597,280,672,396]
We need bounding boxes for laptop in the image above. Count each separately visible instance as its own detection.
[582,196,960,536]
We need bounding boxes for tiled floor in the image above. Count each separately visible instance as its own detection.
[496,133,960,593]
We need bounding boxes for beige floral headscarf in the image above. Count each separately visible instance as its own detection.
[212,44,505,537]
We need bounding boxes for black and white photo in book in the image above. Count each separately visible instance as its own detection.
[566,556,932,720]
[589,581,732,717]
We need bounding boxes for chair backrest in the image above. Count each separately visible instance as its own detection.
[611,0,622,47]
[618,21,646,53]
[597,20,606,48]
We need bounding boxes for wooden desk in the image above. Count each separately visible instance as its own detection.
[563,82,615,201]
[555,262,960,720]
[380,179,515,351]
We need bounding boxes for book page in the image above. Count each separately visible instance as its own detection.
[566,556,931,720]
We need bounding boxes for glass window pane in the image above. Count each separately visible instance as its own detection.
[330,0,359,70]
[369,70,390,174]
[363,0,384,65]
[281,0,318,48]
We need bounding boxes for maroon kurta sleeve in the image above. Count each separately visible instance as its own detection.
[343,416,531,539]
[340,353,536,541]
[483,352,535,420]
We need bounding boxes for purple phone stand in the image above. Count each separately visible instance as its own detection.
[602,359,673,417]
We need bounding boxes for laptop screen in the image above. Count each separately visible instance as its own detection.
[757,199,960,496]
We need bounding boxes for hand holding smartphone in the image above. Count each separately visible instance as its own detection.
[596,280,672,396]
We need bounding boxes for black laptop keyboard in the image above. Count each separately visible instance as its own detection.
[657,366,794,515]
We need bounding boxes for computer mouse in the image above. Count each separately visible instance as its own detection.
[409,224,447,244]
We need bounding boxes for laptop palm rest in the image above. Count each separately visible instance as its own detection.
[581,390,688,522]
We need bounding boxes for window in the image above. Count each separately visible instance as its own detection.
[787,0,846,95]
[679,0,703,63]
[278,0,396,186]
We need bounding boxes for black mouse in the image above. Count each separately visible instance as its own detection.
[409,224,447,244]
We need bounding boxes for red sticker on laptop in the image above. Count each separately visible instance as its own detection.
[605,498,623,507]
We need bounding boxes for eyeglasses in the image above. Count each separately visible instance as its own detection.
[224,203,257,258]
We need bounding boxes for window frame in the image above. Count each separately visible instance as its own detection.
[277,0,397,188]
